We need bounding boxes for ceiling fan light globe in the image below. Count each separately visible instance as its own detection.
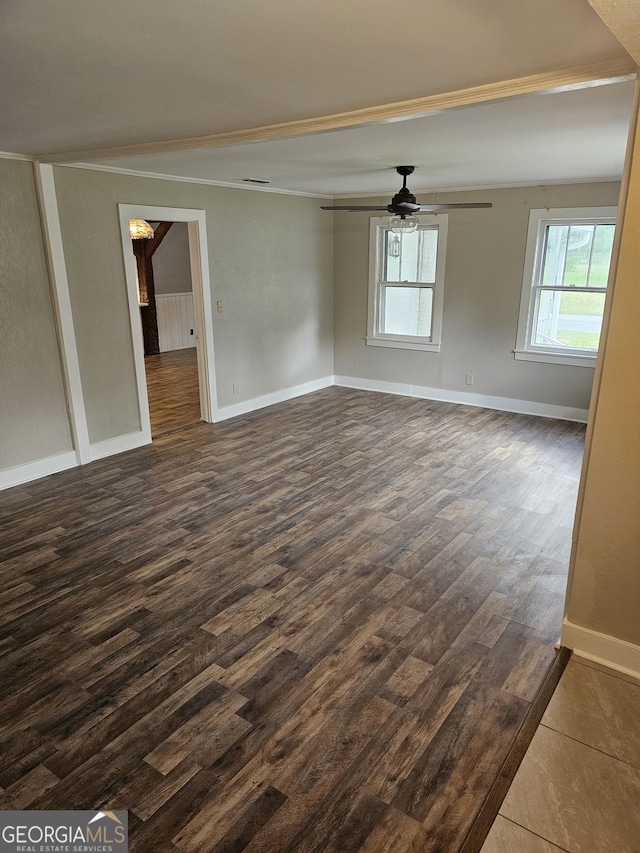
[389,215,418,233]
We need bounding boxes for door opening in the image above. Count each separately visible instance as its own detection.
[138,220,199,436]
[118,205,217,443]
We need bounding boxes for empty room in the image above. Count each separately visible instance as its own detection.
[1,2,639,852]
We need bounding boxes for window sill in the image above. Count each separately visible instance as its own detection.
[513,349,597,368]
[366,336,441,353]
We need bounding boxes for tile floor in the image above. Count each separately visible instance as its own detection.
[481,655,640,853]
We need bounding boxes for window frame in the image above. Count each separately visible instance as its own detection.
[366,215,448,352]
[514,206,617,367]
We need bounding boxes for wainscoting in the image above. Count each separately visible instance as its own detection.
[156,292,196,352]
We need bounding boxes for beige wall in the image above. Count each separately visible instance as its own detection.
[333,181,621,410]
[0,159,72,469]
[0,168,618,473]
[152,222,192,295]
[565,97,640,647]
[2,153,636,664]
[52,167,334,443]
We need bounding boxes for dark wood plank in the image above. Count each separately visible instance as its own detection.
[0,387,585,852]
[145,348,201,437]
[458,645,572,853]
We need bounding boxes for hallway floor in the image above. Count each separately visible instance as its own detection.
[145,347,201,437]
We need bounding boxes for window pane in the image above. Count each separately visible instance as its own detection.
[384,229,438,283]
[384,232,402,281]
[563,224,594,286]
[383,286,433,337]
[534,289,605,350]
[541,225,568,285]
[588,224,615,287]
[541,222,615,289]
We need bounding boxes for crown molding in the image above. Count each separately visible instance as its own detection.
[331,175,623,200]
[51,163,624,200]
[54,162,333,198]
[38,58,636,164]
[0,151,33,161]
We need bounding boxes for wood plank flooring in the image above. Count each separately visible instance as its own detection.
[0,388,586,852]
[145,348,201,437]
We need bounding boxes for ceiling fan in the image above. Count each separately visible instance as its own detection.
[321,166,492,230]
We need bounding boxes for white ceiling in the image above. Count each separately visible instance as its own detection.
[0,0,634,196]
[87,82,635,196]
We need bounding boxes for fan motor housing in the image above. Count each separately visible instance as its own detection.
[388,188,419,215]
[391,188,417,205]
[389,166,419,213]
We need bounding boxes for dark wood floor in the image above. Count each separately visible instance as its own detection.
[0,389,585,852]
[145,348,201,437]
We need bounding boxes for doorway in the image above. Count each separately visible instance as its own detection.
[118,205,217,442]
[143,221,199,435]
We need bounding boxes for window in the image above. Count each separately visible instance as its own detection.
[367,215,448,351]
[515,207,616,367]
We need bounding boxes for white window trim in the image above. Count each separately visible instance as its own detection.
[515,206,616,367]
[366,215,448,352]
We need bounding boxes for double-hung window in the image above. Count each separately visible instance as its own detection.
[515,207,616,367]
[367,215,448,352]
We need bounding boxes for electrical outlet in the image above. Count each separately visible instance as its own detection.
[232,383,239,395]
[465,374,474,386]
[216,301,223,313]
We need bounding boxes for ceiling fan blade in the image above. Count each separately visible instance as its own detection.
[394,201,421,212]
[321,164,493,215]
[417,203,493,210]
[321,205,387,211]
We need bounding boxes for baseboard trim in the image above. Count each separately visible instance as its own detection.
[0,450,78,490]
[334,375,589,423]
[2,374,588,489]
[90,431,151,461]
[215,375,334,422]
[561,619,640,679]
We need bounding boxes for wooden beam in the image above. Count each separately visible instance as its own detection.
[588,1,640,66]
[39,58,635,164]
[131,239,148,304]
[132,239,160,355]
[145,221,173,258]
